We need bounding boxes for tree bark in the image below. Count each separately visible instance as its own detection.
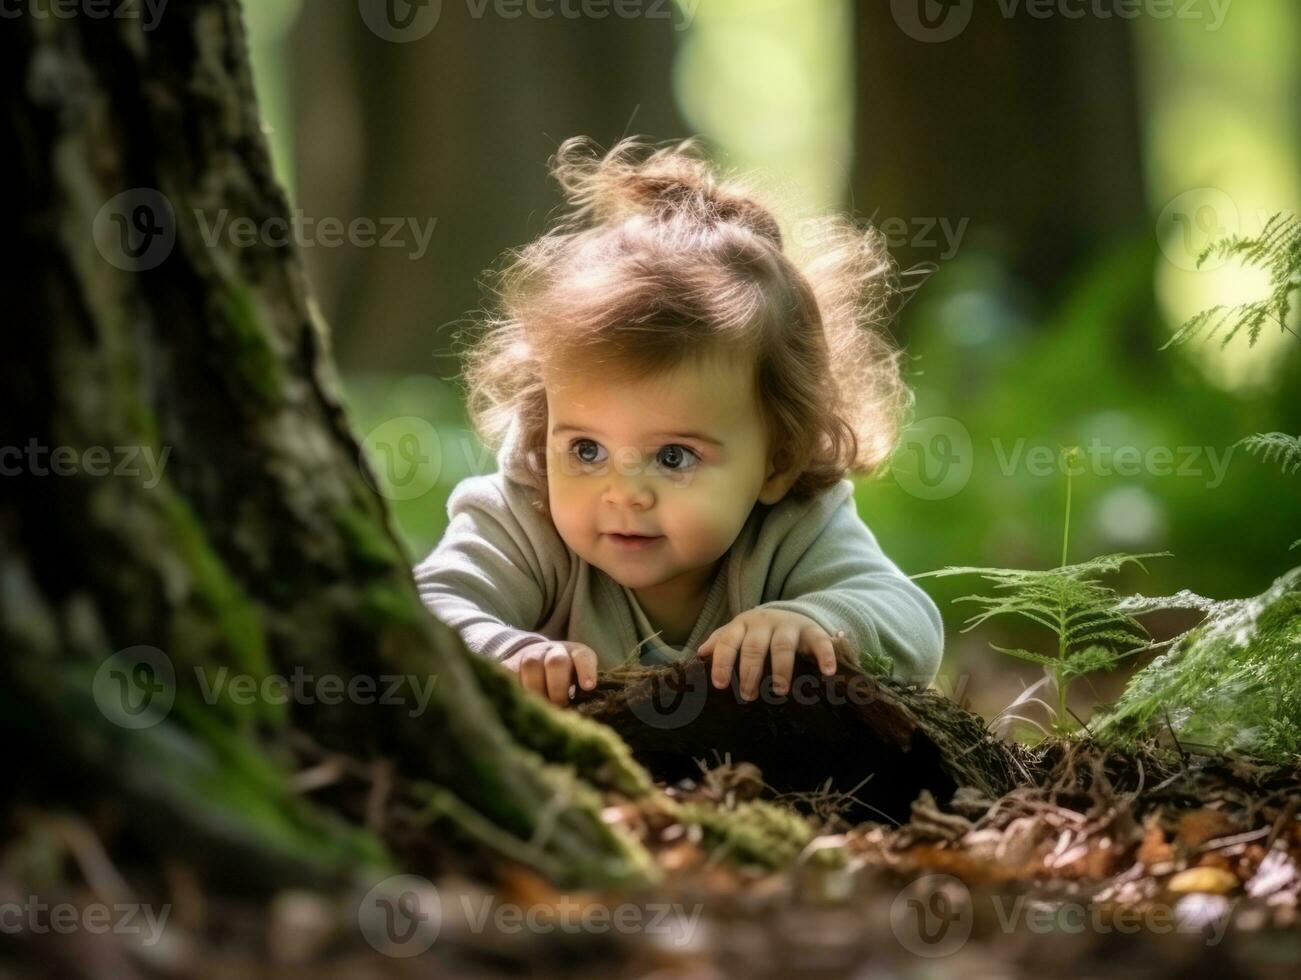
[1,0,651,892]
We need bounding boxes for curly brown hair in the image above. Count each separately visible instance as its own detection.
[458,136,913,509]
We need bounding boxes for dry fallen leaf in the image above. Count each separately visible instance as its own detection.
[1168,866,1239,895]
[1176,808,1240,849]
[1137,815,1174,868]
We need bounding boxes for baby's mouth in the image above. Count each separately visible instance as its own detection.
[604,532,664,550]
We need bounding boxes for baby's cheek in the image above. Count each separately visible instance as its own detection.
[667,484,747,558]
[548,481,591,549]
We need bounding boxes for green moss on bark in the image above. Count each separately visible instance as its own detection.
[159,489,278,725]
[216,284,284,407]
[466,653,654,799]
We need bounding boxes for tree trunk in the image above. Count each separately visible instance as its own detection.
[851,4,1148,296]
[1,0,651,892]
[285,1,689,374]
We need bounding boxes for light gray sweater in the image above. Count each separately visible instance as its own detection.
[414,426,945,684]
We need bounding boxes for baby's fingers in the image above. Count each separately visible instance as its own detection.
[543,643,576,707]
[737,622,773,701]
[696,628,718,657]
[802,626,838,676]
[701,623,743,690]
[768,621,800,696]
[570,644,598,692]
[518,647,547,695]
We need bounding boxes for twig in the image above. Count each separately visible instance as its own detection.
[1200,826,1271,851]
[1263,796,1300,852]
[1162,708,1188,764]
[1066,705,1094,737]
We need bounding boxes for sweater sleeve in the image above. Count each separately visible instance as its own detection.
[756,493,945,685]
[413,474,563,663]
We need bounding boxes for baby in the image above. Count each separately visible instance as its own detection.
[415,137,944,708]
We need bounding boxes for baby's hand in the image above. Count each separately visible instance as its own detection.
[501,640,598,708]
[695,609,837,700]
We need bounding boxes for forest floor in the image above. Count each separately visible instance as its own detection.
[3,735,1299,978]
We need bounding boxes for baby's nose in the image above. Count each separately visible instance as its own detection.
[602,462,654,509]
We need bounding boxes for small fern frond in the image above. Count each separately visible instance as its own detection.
[988,644,1056,668]
[1060,645,1120,680]
[1164,211,1301,350]
[917,556,1170,645]
[914,545,1191,737]
[915,551,1169,586]
[1237,432,1301,475]
[1161,305,1227,350]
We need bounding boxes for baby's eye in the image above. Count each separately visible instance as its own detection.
[656,444,700,472]
[569,438,607,466]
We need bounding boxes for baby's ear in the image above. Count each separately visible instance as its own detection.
[757,448,801,505]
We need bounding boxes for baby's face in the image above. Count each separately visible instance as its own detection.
[544,351,794,592]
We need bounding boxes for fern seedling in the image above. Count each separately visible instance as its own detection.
[913,447,1172,735]
[1162,211,1301,350]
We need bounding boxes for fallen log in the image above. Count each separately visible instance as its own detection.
[576,654,1028,826]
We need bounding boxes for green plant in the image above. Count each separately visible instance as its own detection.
[1236,432,1301,549]
[1090,210,1301,761]
[1161,211,1301,350]
[1161,209,1300,551]
[914,447,1173,736]
[1096,567,1301,762]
